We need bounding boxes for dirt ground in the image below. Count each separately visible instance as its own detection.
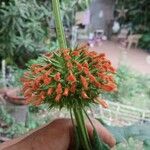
[91,41,150,74]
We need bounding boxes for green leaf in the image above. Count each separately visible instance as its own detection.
[143,140,150,150]
[91,129,110,150]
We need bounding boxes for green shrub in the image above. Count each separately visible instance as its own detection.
[115,0,150,50]
[139,33,150,52]
[0,103,50,138]
[0,0,51,67]
[116,138,143,150]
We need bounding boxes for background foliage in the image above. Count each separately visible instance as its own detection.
[0,0,149,149]
[0,0,91,67]
[0,0,51,67]
[0,104,51,138]
[102,65,150,109]
[115,0,150,51]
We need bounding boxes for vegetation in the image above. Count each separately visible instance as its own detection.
[0,0,52,67]
[116,0,150,51]
[102,65,150,109]
[0,0,91,68]
[0,0,149,149]
[0,104,51,138]
[97,119,150,150]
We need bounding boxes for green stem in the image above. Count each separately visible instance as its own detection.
[52,0,91,149]
[52,0,67,48]
[73,107,92,150]
[84,109,95,129]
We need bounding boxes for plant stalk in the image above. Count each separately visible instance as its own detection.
[52,0,67,49]
[73,107,92,150]
[52,0,91,149]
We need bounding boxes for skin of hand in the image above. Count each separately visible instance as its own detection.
[0,118,116,150]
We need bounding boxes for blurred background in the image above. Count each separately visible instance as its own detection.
[0,0,150,149]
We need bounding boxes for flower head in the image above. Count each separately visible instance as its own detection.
[21,46,117,109]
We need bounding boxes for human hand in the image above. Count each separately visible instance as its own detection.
[0,118,116,150]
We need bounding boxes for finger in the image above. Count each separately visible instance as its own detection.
[0,118,71,150]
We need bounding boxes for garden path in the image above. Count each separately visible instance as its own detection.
[92,41,150,74]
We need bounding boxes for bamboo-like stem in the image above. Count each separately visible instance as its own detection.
[2,60,6,88]
[52,0,91,149]
[73,107,92,150]
[52,0,67,49]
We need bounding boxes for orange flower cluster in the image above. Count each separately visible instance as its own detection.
[21,46,117,108]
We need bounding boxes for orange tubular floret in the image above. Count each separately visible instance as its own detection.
[20,77,29,82]
[99,53,105,58]
[80,75,88,90]
[43,64,51,69]
[55,94,62,102]
[63,49,70,55]
[44,77,52,85]
[63,50,71,61]
[103,64,110,71]
[44,52,53,58]
[31,64,42,70]
[34,98,43,106]
[77,63,83,71]
[45,69,52,76]
[72,51,80,56]
[98,73,107,80]
[47,88,54,96]
[93,81,102,88]
[67,71,76,83]
[101,83,117,92]
[88,74,96,83]
[70,84,76,93]
[83,67,90,75]
[76,44,88,51]
[95,97,109,108]
[108,75,114,82]
[74,61,83,71]
[108,66,116,73]
[24,81,31,86]
[88,51,97,58]
[82,62,89,68]
[98,72,105,78]
[67,62,73,70]
[56,83,63,94]
[64,55,71,61]
[30,95,36,103]
[82,49,89,56]
[23,72,30,77]
[26,95,36,104]
[34,68,42,74]
[32,82,38,91]
[35,76,42,87]
[54,72,61,81]
[99,100,109,108]
[24,89,32,98]
[39,91,46,100]
[23,86,30,92]
[34,64,51,74]
[63,88,69,96]
[81,91,89,99]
